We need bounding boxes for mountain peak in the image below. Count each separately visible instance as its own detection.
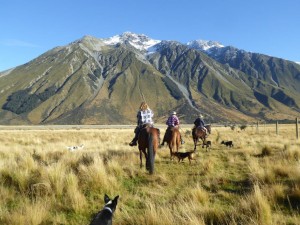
[103,32,160,51]
[187,39,224,51]
[72,35,101,45]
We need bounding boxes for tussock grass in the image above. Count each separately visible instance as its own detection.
[0,126,300,224]
[262,146,272,156]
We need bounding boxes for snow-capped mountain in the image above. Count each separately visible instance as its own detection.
[187,40,224,51]
[1,31,300,125]
[78,32,228,57]
[102,31,161,51]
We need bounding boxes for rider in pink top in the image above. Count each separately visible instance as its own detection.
[161,111,184,146]
[166,113,179,127]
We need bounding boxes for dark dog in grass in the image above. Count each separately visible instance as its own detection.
[221,141,234,148]
[172,151,197,164]
[90,194,119,225]
[202,140,212,151]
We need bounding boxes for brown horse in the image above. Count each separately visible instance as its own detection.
[192,124,211,151]
[164,127,181,160]
[138,126,160,174]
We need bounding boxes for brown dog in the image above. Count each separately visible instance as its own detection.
[172,151,196,164]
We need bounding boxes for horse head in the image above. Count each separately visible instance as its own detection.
[205,124,211,134]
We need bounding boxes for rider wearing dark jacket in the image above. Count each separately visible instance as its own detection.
[194,116,205,128]
[194,114,207,135]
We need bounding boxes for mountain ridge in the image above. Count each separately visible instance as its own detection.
[0,32,299,125]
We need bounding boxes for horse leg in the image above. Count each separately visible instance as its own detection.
[176,136,180,152]
[169,144,173,160]
[139,150,143,168]
[193,139,197,151]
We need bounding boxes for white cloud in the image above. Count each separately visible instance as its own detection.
[0,39,40,48]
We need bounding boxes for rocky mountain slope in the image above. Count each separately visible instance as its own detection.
[0,32,299,125]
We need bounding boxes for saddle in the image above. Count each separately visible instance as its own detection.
[193,126,207,138]
[141,123,153,132]
[141,124,160,139]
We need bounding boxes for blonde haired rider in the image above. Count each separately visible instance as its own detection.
[129,102,154,146]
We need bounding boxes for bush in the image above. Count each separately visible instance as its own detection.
[240,125,247,130]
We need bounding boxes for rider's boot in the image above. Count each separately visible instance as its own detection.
[129,140,137,146]
[160,133,167,146]
[180,135,185,144]
[129,135,138,146]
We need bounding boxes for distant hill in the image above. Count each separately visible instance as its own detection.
[0,32,299,125]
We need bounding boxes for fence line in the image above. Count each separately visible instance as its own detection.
[296,118,299,139]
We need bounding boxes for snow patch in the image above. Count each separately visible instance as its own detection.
[103,31,161,51]
[187,40,224,51]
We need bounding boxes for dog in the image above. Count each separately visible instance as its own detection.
[172,151,197,164]
[221,141,234,148]
[90,194,119,225]
[66,144,84,151]
[202,140,212,151]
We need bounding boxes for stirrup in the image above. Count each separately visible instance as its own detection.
[181,140,185,144]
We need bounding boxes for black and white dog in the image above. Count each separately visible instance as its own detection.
[90,194,119,225]
[221,140,234,148]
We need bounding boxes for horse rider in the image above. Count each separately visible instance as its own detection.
[194,114,207,136]
[161,111,185,146]
[129,102,154,146]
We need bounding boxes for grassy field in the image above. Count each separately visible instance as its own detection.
[0,124,300,225]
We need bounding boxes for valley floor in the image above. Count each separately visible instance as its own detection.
[0,125,300,224]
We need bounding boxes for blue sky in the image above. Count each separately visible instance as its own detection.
[0,0,299,71]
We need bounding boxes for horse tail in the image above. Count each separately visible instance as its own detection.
[171,129,179,153]
[148,133,154,174]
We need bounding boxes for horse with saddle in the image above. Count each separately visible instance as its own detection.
[192,114,211,151]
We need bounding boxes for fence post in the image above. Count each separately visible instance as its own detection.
[276,121,279,135]
[256,121,259,133]
[296,118,299,139]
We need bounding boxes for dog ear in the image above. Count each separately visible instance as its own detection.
[104,194,111,203]
[113,195,119,204]
[111,195,119,208]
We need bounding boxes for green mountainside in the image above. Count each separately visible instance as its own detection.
[0,34,299,125]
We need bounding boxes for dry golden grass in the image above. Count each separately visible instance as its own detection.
[0,124,299,224]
